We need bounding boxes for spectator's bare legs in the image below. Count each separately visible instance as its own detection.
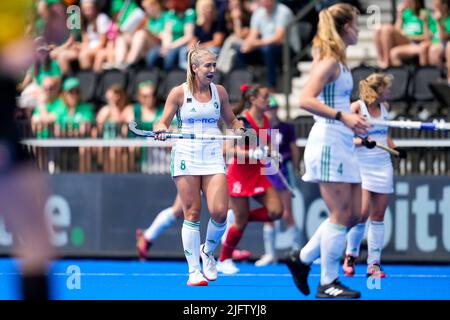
[374,25,386,68]
[390,43,422,66]
[377,24,410,68]
[428,43,445,67]
[115,34,133,65]
[56,48,79,74]
[126,30,156,65]
[79,48,95,70]
[93,48,109,73]
[446,43,450,83]
[419,41,432,66]
[105,41,116,67]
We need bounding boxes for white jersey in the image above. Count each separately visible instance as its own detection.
[171,82,226,177]
[355,100,390,160]
[302,62,361,183]
[355,100,393,194]
[314,62,354,135]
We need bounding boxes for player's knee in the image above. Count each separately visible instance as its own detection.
[383,24,394,33]
[210,209,227,224]
[370,211,385,222]
[184,208,201,221]
[268,205,283,221]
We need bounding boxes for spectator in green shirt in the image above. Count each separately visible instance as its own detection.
[421,0,450,68]
[20,38,62,90]
[145,0,195,70]
[123,81,164,171]
[375,0,430,68]
[19,39,63,117]
[31,76,66,138]
[59,77,95,172]
[59,77,95,135]
[111,0,146,69]
[117,0,169,67]
[123,81,164,130]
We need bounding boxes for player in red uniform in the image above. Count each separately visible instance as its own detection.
[217,84,283,274]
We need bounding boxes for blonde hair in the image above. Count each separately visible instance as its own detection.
[359,73,393,105]
[186,42,216,92]
[313,3,359,65]
[196,0,216,26]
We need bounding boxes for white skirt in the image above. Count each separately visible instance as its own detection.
[302,123,361,183]
[358,157,394,194]
[171,140,226,177]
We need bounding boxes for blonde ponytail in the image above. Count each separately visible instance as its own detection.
[359,73,393,105]
[312,3,359,65]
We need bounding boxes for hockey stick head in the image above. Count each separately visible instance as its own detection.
[129,121,138,132]
[128,121,156,138]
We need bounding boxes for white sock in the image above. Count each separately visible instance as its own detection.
[320,222,347,286]
[221,209,235,244]
[263,223,276,257]
[300,218,328,264]
[367,220,384,265]
[345,223,366,257]
[182,220,201,273]
[144,207,177,242]
[286,225,301,251]
[204,218,227,255]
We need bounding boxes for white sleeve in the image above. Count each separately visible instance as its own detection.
[96,13,112,35]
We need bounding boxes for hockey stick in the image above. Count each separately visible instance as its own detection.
[262,146,296,198]
[374,143,401,157]
[356,135,401,157]
[128,121,242,140]
[369,119,450,131]
[274,164,296,198]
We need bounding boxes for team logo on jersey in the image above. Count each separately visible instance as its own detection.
[232,182,242,194]
[214,102,219,109]
[190,107,196,113]
[187,118,218,124]
[187,98,192,103]
[254,187,264,193]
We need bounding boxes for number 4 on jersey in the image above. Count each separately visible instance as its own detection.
[337,163,343,175]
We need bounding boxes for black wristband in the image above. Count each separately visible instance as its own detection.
[334,111,342,121]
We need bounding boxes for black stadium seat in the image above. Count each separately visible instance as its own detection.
[159,68,186,99]
[408,66,443,119]
[224,68,254,103]
[127,68,160,102]
[96,70,128,103]
[384,66,410,118]
[297,21,314,49]
[410,66,442,101]
[429,81,450,117]
[74,70,98,103]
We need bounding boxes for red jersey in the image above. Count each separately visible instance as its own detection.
[227,111,272,197]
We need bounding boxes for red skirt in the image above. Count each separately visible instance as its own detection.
[227,161,272,197]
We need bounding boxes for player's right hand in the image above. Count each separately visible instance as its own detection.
[341,112,369,136]
[361,136,376,149]
[153,125,168,141]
